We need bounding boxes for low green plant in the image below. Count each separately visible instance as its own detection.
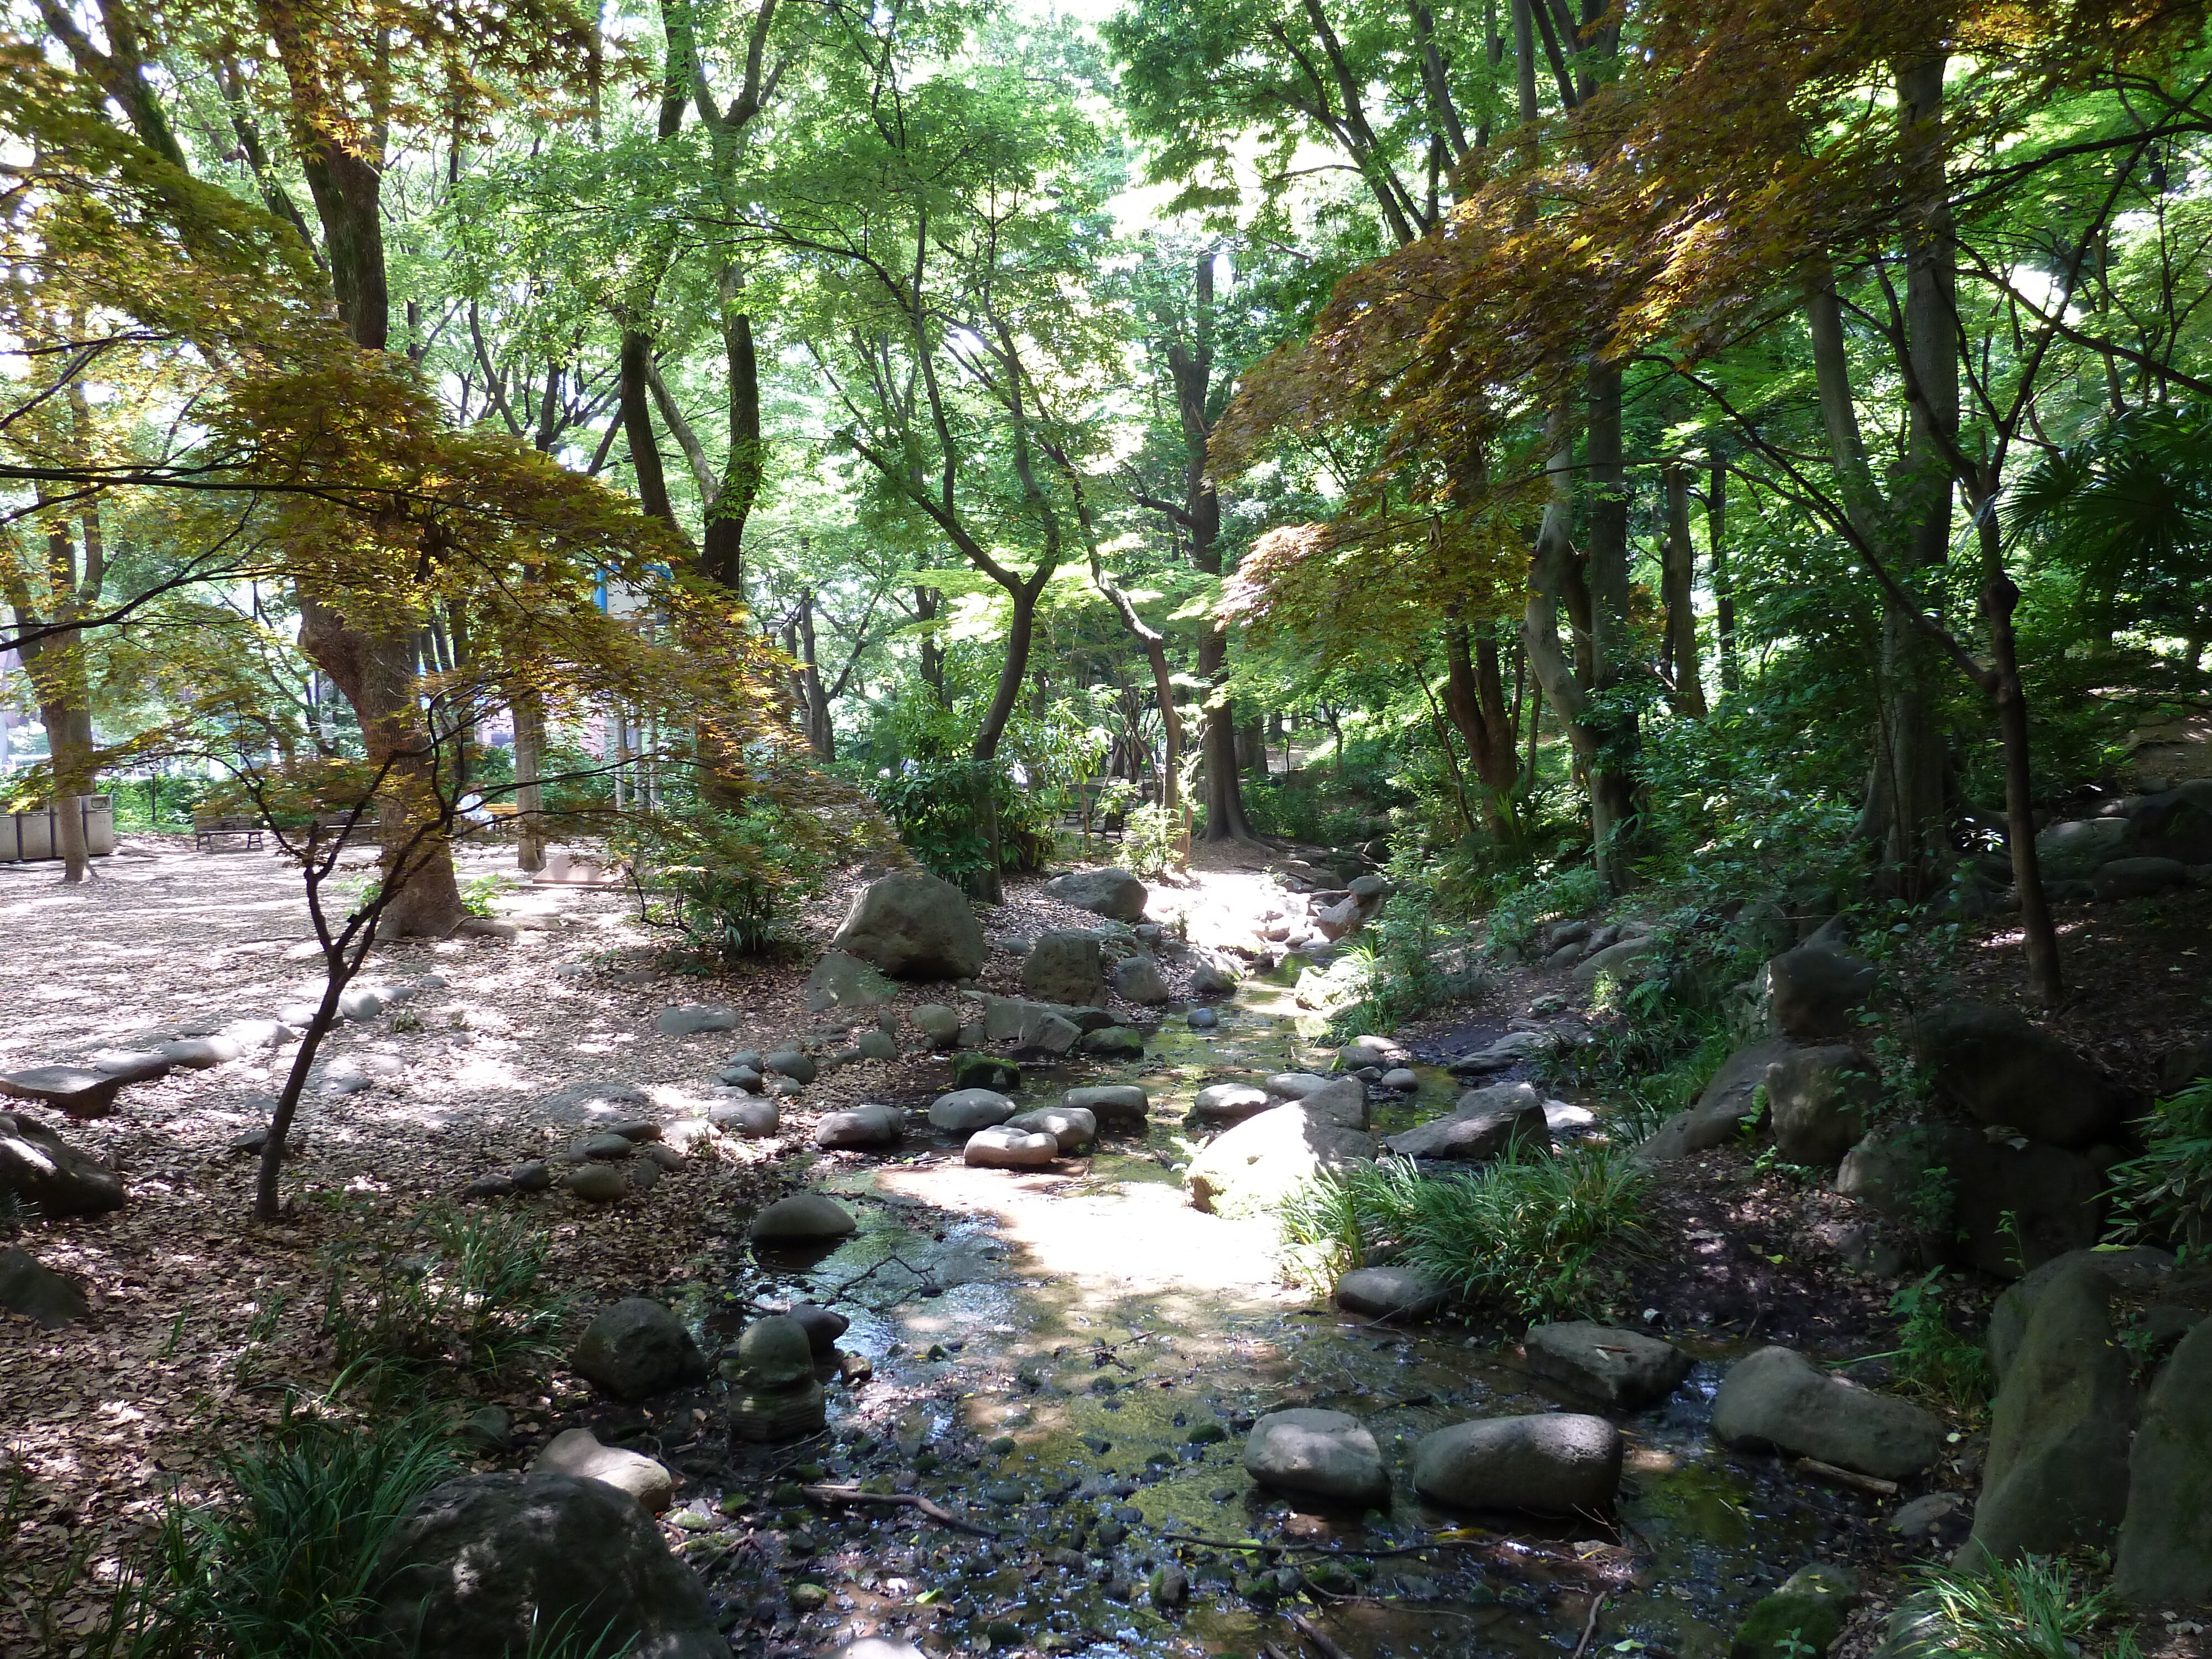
[1277,1147,1650,1321]
[458,873,516,919]
[1119,801,1182,878]
[1481,863,1609,958]
[613,797,830,961]
[319,1203,571,1385]
[2104,1078,2212,1262]
[1893,1553,2142,1658]
[867,755,1057,893]
[1878,1269,1992,1417]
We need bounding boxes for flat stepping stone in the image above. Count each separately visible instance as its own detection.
[750,1192,858,1241]
[1243,1408,1389,1510]
[1412,1414,1623,1515]
[1007,1106,1095,1152]
[88,1050,171,1084]
[1379,1067,1418,1091]
[0,1067,127,1119]
[1064,1084,1147,1125]
[1265,1072,1333,1100]
[542,1081,651,1121]
[1194,1082,1271,1124]
[530,1427,674,1514]
[930,1089,1015,1132]
[561,1164,630,1203]
[966,1126,1059,1168]
[814,1104,901,1149]
[709,1098,780,1138]
[1335,1266,1447,1322]
[656,1004,738,1036]
[1524,1321,1691,1408]
[160,1037,243,1070]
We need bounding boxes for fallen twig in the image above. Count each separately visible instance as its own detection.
[1794,1457,1900,1498]
[1571,1589,1610,1659]
[1287,1609,1352,1659]
[799,1482,998,1538]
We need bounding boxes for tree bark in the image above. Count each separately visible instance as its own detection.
[1661,462,1705,716]
[1708,457,1738,693]
[1441,618,1519,834]
[512,688,545,873]
[798,588,833,760]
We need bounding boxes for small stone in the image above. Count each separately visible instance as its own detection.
[1193,1082,1271,1124]
[1243,1409,1389,1510]
[1007,1106,1097,1152]
[159,1036,243,1069]
[508,1161,552,1192]
[1065,1084,1149,1125]
[763,1049,817,1084]
[911,1005,962,1048]
[953,1053,1022,1091]
[641,1143,685,1171]
[460,1404,512,1453]
[813,1103,901,1150]
[930,1088,1015,1133]
[716,1065,763,1091]
[1524,1322,1693,1409]
[966,1126,1059,1168]
[530,1426,674,1513]
[709,1098,780,1138]
[1729,1563,1859,1659]
[1078,1026,1144,1060]
[787,1302,849,1355]
[0,1245,88,1329]
[656,1004,739,1036]
[1113,955,1171,1004]
[1187,1007,1218,1030]
[461,1174,518,1201]
[88,1049,171,1084]
[580,1132,636,1160]
[1379,1067,1418,1091]
[856,1031,898,1061]
[750,1193,858,1241]
[572,1298,707,1402]
[561,1164,628,1203]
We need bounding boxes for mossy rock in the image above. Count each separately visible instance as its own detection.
[1730,1563,1859,1658]
[954,1053,1021,1091]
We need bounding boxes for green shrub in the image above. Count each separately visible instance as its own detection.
[1277,1148,1650,1322]
[2104,1078,2212,1262]
[612,796,830,961]
[1875,1269,1992,1417]
[1481,863,1609,957]
[1892,1554,2141,1659]
[867,755,1056,893]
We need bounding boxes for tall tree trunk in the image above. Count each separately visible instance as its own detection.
[973,586,1037,763]
[1976,510,2061,1003]
[798,589,833,761]
[1582,360,1640,885]
[512,688,545,873]
[1661,462,1706,716]
[1441,618,1519,835]
[701,273,763,598]
[1709,457,1738,693]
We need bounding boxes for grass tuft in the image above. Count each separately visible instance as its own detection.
[1894,1554,2141,1659]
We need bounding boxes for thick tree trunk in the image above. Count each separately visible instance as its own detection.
[973,586,1036,763]
[1661,463,1705,716]
[512,690,545,873]
[1441,619,1519,835]
[1197,633,1255,841]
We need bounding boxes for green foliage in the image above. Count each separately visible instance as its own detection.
[319,1202,571,1385]
[1277,1148,1650,1321]
[1481,863,1609,956]
[1243,769,1379,848]
[1880,1270,1993,1417]
[458,873,516,919]
[867,756,1056,894]
[1893,1554,2142,1659]
[613,796,831,962]
[1118,800,1182,878]
[2104,1079,2212,1263]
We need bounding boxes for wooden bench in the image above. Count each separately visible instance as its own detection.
[192,814,264,853]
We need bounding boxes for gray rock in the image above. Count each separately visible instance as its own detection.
[579,1131,636,1160]
[1185,1103,1378,1219]
[1299,1076,1370,1130]
[1187,1006,1219,1030]
[1007,1106,1097,1152]
[160,1036,243,1069]
[1447,1030,1552,1076]
[88,1049,171,1084]
[1987,1246,2176,1378]
[1948,1137,2112,1277]
[1334,1266,1446,1322]
[2036,816,2131,879]
[726,1050,764,1074]
[749,1193,858,1241]
[0,1112,124,1214]
[0,1245,88,1328]
[1113,954,1171,1004]
[460,1175,518,1201]
[1078,1026,1144,1060]
[0,1066,127,1119]
[708,1098,780,1138]
[1042,868,1149,922]
[1969,1260,2138,1563]
[1911,1000,2121,1149]
[460,1405,512,1454]
[509,1161,553,1193]
[1015,1008,1083,1057]
[1022,931,1107,1005]
[1193,1082,1272,1124]
[831,873,988,980]
[1712,1347,1945,1481]
[1573,936,1658,987]
[804,950,899,1012]
[369,1472,721,1659]
[1730,1563,1858,1659]
[1379,1067,1419,1091]
[2115,1316,2212,1605]
[225,1018,295,1048]
[762,1050,816,1084]
[1524,1322,1692,1408]
[965,1126,1060,1168]
[1412,1414,1623,1515]
[1890,1490,1969,1538]
[911,1005,962,1048]
[1265,1071,1334,1100]
[1766,1045,1877,1168]
[655,1004,738,1036]
[338,985,385,1022]
[716,1065,763,1091]
[2125,779,2212,865]
[1636,1036,1796,1165]
[1191,957,1239,997]
[572,1299,708,1403]
[929,1088,1015,1132]
[1065,1084,1149,1126]
[560,1164,628,1203]
[1386,1087,1547,1162]
[542,1080,652,1124]
[1243,1408,1389,1509]
[1768,940,1877,1041]
[813,1104,902,1150]
[2093,855,2188,900]
[1834,1120,1979,1224]
[855,1030,898,1061]
[787,1302,849,1355]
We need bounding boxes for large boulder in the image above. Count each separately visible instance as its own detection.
[1636,1037,1796,1165]
[803,951,898,1012]
[571,1299,707,1404]
[369,1472,721,1659]
[0,1245,88,1329]
[1911,1001,2123,1149]
[1243,1408,1389,1509]
[1335,1266,1447,1322]
[2115,1317,2212,1605]
[1043,868,1148,922]
[2035,817,2130,880]
[2125,779,2212,865]
[928,1088,1015,1133]
[2094,857,2188,900]
[1987,1247,2177,1379]
[1766,1045,1877,1169]
[0,1111,124,1214]
[1065,1084,1149,1126]
[1113,954,1171,1005]
[831,873,987,980]
[1524,1322,1691,1409]
[1711,1347,1945,1481]
[1184,1103,1377,1219]
[1767,939,1876,1041]
[529,1427,676,1514]
[1967,1260,2138,1564]
[1947,1138,2113,1278]
[1386,1084,1547,1162]
[1573,936,1659,988]
[1022,932,1107,1005]
[1412,1415,1623,1515]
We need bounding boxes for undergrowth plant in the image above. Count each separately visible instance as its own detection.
[1894,1554,2142,1659]
[1277,1149,1650,1322]
[1876,1269,1992,1417]
[2104,1078,2212,1262]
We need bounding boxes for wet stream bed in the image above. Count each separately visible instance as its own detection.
[686,965,1895,1659]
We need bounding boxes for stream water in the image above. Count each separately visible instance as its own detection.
[705,961,1861,1659]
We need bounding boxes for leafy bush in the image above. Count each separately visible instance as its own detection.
[612,796,830,961]
[1892,1554,2142,1659]
[1481,862,1609,956]
[868,755,1056,893]
[1244,769,1380,848]
[1877,1269,1993,1417]
[1277,1147,1651,1321]
[2104,1079,2212,1262]
[319,1202,571,1384]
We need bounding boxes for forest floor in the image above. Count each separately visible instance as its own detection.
[1,836,2206,1658]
